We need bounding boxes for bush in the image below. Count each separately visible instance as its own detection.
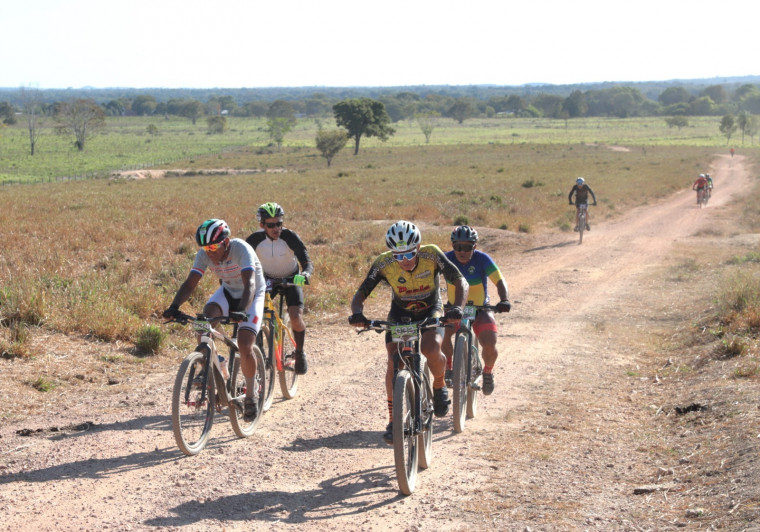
[135,324,166,355]
[453,215,469,225]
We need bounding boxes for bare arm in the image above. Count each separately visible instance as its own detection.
[170,272,202,308]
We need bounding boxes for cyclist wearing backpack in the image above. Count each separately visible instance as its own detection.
[442,226,511,395]
[246,202,314,376]
[163,219,266,422]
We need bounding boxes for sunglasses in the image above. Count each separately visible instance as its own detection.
[453,244,474,252]
[264,221,283,228]
[202,242,223,252]
[393,251,417,262]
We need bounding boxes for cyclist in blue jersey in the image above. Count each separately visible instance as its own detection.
[442,226,511,396]
[163,219,267,422]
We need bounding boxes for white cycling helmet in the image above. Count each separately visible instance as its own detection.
[385,220,421,252]
[576,177,585,185]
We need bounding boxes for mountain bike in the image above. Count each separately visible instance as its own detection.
[358,316,438,495]
[451,304,500,433]
[696,188,708,208]
[572,203,589,244]
[257,278,300,410]
[168,312,265,456]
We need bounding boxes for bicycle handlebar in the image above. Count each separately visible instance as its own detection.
[356,316,442,334]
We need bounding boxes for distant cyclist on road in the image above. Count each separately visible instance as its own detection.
[705,173,714,200]
[348,220,468,444]
[163,219,266,422]
[568,177,597,232]
[693,174,708,204]
[246,202,314,376]
[442,225,511,396]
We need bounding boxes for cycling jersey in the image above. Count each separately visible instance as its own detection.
[190,238,266,334]
[569,184,597,205]
[444,249,505,306]
[356,244,464,314]
[694,177,708,189]
[246,228,313,279]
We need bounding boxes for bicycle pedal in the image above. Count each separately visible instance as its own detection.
[471,375,483,390]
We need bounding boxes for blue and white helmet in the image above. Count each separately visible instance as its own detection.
[576,177,585,185]
[385,221,421,252]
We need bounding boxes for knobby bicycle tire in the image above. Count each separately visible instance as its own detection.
[578,210,586,244]
[466,340,482,420]
[172,351,215,456]
[278,309,300,399]
[393,370,418,495]
[418,361,433,469]
[228,347,266,437]
[257,323,276,411]
[452,333,469,433]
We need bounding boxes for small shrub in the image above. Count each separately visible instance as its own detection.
[450,189,465,196]
[499,223,508,230]
[453,215,469,225]
[135,324,166,355]
[518,223,531,233]
[31,376,56,392]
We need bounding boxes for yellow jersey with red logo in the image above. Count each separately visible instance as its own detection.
[356,244,464,313]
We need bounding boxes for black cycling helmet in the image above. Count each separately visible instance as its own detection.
[256,202,285,222]
[451,225,478,243]
[196,219,230,247]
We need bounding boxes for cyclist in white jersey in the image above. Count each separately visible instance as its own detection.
[246,202,314,375]
[164,219,266,422]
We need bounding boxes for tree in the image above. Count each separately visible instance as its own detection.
[131,94,157,116]
[719,114,738,144]
[55,98,105,151]
[0,101,16,125]
[700,85,727,104]
[315,129,348,167]
[180,100,204,124]
[689,96,714,115]
[448,98,475,124]
[333,98,395,155]
[562,91,588,118]
[207,115,227,134]
[665,116,688,130]
[266,100,297,150]
[658,86,692,106]
[736,111,752,145]
[415,111,440,144]
[20,86,47,156]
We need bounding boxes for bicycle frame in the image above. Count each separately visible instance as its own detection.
[263,289,297,372]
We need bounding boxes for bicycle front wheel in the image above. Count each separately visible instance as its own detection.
[257,324,276,411]
[467,341,482,420]
[228,347,266,437]
[172,351,215,456]
[278,311,299,398]
[578,211,585,244]
[452,333,469,433]
[393,369,419,495]
[418,360,433,469]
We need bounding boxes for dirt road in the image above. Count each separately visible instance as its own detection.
[0,154,752,531]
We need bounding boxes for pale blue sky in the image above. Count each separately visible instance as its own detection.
[1,0,754,89]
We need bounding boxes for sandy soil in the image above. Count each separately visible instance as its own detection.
[1,154,756,531]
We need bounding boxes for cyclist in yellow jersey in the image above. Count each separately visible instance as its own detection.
[349,221,469,444]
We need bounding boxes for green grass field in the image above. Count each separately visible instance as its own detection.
[0,114,757,356]
[0,115,748,184]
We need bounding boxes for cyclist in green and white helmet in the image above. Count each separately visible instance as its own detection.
[247,203,314,376]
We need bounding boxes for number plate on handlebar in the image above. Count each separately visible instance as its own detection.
[463,305,477,320]
[390,324,418,342]
[193,320,212,334]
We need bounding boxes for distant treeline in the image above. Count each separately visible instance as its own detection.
[2,76,760,122]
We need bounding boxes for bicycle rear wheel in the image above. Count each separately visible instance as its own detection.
[452,333,468,433]
[466,342,482,419]
[228,347,266,437]
[257,323,276,411]
[393,370,418,495]
[172,351,215,456]
[278,311,300,399]
[418,361,433,469]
